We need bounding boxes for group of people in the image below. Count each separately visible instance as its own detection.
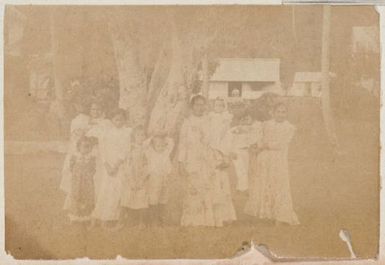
[60,92,299,230]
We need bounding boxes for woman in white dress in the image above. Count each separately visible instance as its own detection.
[244,103,299,225]
[178,95,221,227]
[92,109,132,228]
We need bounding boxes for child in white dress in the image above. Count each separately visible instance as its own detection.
[92,109,132,229]
[207,97,237,226]
[222,110,262,192]
[121,126,150,227]
[144,133,174,225]
[85,102,111,204]
[207,97,233,150]
[244,103,299,225]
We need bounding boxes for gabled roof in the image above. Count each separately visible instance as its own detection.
[210,58,280,82]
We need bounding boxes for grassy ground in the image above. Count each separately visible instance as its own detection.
[4,115,379,260]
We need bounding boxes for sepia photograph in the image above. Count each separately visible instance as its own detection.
[3,5,380,260]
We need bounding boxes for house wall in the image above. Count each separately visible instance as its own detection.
[208,81,284,99]
[208,82,228,99]
[288,82,322,97]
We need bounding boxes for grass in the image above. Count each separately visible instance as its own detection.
[4,117,379,259]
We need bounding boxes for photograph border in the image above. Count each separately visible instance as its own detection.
[0,1,383,264]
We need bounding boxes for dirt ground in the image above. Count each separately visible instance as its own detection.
[4,118,379,260]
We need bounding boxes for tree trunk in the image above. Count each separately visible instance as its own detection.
[201,52,209,98]
[108,16,147,127]
[147,25,191,137]
[321,6,339,149]
[50,7,64,105]
[146,42,172,116]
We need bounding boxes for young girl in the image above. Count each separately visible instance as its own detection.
[121,126,150,228]
[92,109,132,229]
[244,103,299,225]
[207,97,233,151]
[144,133,174,225]
[66,136,97,223]
[85,102,110,209]
[207,97,236,226]
[222,110,262,192]
[60,100,90,204]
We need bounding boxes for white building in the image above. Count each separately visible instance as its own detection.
[288,72,324,97]
[207,58,283,100]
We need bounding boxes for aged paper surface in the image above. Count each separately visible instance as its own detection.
[3,4,380,262]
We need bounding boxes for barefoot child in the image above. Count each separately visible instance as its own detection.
[244,103,299,225]
[121,126,150,228]
[66,136,97,223]
[92,109,132,229]
[144,133,174,225]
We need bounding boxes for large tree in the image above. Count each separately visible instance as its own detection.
[108,8,148,127]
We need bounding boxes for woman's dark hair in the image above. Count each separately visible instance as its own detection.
[273,102,288,112]
[76,136,96,151]
[89,101,105,113]
[190,94,207,107]
[235,108,253,121]
[132,125,146,141]
[109,108,127,120]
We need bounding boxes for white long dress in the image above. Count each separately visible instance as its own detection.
[145,137,174,206]
[120,142,150,210]
[207,111,233,151]
[85,118,111,202]
[244,120,299,225]
[207,111,237,226]
[221,122,262,192]
[92,125,132,221]
[178,115,216,227]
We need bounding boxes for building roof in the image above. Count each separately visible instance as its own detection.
[210,58,280,82]
[293,72,337,83]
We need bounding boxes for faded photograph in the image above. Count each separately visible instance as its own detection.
[4,5,380,260]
